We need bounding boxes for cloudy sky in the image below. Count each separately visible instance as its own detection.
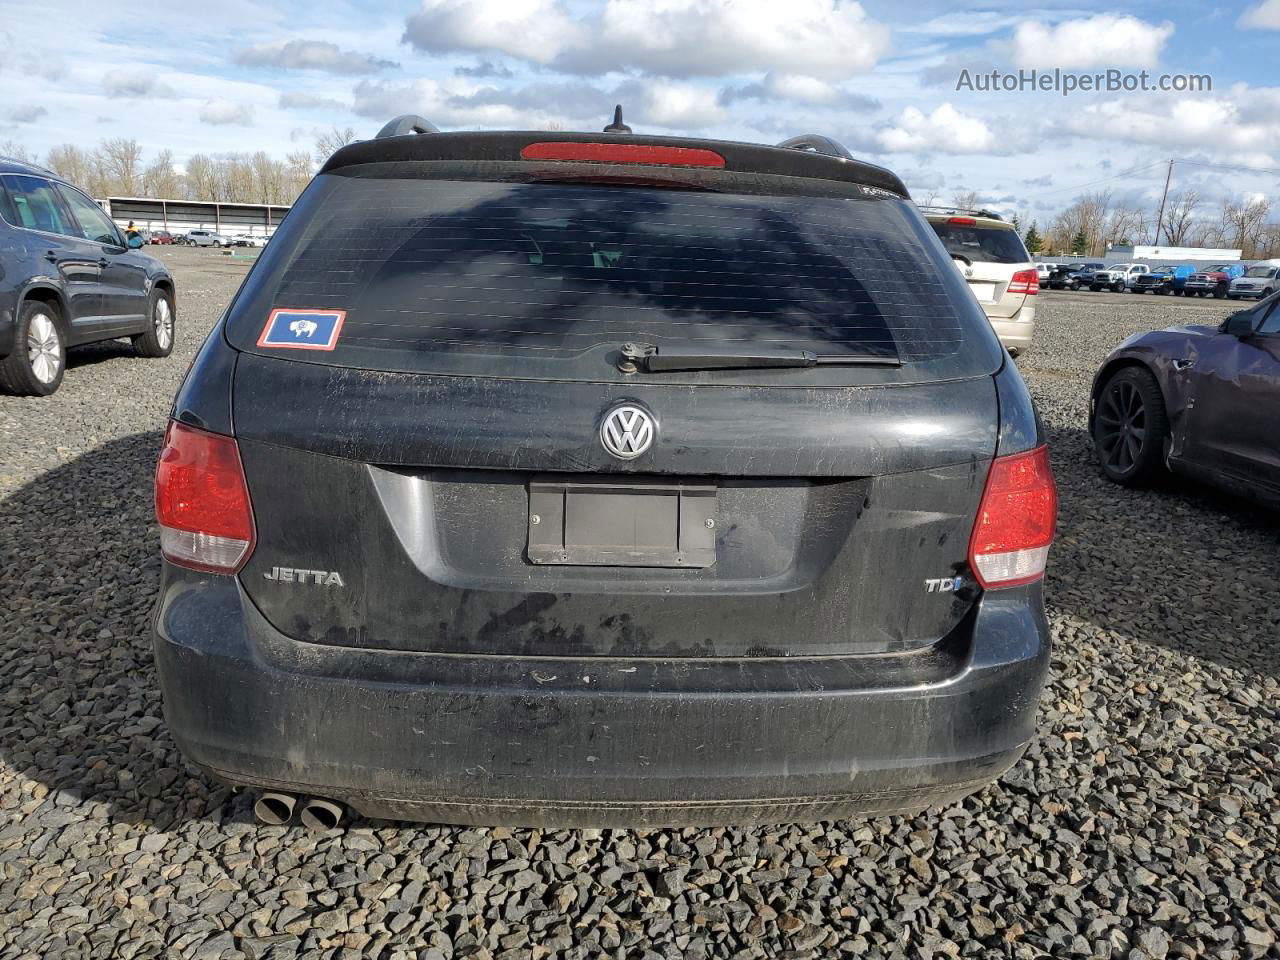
[1,0,1276,220]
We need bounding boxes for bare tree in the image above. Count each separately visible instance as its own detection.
[1220,196,1272,256]
[143,150,182,198]
[1103,202,1147,251]
[1256,221,1280,259]
[220,154,256,203]
[314,126,357,166]
[0,140,37,164]
[1158,190,1199,246]
[46,144,96,189]
[249,151,287,205]
[952,190,980,211]
[184,153,222,202]
[99,138,144,196]
[286,150,313,201]
[1049,192,1111,256]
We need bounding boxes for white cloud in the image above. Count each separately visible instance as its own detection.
[279,92,348,111]
[632,81,726,127]
[759,73,838,104]
[403,0,586,66]
[875,103,998,155]
[1239,0,1280,28]
[354,78,580,130]
[10,105,48,123]
[235,39,398,75]
[1013,16,1174,69]
[352,76,724,130]
[198,99,255,125]
[1051,87,1280,152]
[403,0,890,81]
[102,72,177,99]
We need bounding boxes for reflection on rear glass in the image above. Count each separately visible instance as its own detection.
[274,180,968,367]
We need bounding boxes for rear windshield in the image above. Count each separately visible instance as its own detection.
[227,170,1001,385]
[928,221,1030,265]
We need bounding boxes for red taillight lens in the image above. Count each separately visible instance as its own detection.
[520,142,726,167]
[947,216,977,225]
[968,445,1057,589]
[155,421,255,574]
[1007,269,1040,296]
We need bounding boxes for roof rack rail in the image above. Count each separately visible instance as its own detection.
[376,115,441,139]
[0,155,57,177]
[776,135,854,161]
[916,204,1004,222]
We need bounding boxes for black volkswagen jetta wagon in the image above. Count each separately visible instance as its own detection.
[153,115,1056,828]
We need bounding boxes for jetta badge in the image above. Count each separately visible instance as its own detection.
[600,404,655,460]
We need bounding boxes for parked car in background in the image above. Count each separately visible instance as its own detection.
[1091,290,1280,508]
[1036,262,1059,284]
[925,209,1039,355]
[232,234,264,248]
[1131,264,1195,295]
[153,119,1056,829]
[1046,262,1104,290]
[150,230,174,245]
[1184,263,1246,298]
[1085,263,1149,292]
[0,157,176,395]
[186,230,228,247]
[1229,264,1280,300]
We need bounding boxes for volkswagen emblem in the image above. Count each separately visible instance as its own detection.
[600,404,655,460]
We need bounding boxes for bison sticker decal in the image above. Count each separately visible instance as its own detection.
[258,309,345,351]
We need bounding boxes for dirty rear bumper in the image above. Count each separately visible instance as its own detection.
[153,567,1050,827]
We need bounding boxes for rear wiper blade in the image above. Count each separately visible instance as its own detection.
[618,342,901,373]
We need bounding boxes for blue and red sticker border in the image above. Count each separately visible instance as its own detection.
[257,308,346,351]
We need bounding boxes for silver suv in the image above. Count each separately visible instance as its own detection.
[185,230,228,247]
[926,210,1038,356]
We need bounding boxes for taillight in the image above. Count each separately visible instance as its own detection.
[947,216,977,226]
[520,142,726,168]
[155,420,256,574]
[968,445,1057,589]
[1007,269,1039,296]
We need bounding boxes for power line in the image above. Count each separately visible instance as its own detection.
[1021,159,1168,199]
[1171,157,1280,176]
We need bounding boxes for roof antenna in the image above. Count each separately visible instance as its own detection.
[603,104,631,134]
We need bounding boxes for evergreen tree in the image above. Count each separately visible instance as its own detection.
[1023,222,1043,255]
[1071,228,1089,255]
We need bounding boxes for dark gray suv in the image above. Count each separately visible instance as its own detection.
[153,116,1057,829]
[0,157,176,395]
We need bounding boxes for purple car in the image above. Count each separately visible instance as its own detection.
[1090,291,1280,508]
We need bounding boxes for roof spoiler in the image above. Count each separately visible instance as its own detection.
[376,115,441,139]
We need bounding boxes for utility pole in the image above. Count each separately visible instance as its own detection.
[1154,159,1174,245]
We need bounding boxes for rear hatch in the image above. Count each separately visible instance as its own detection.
[927,217,1033,318]
[223,144,1005,659]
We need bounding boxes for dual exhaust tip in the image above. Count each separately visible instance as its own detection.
[253,791,344,830]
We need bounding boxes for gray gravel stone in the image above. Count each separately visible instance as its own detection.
[2,258,1279,959]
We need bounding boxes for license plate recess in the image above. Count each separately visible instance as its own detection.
[527,479,716,568]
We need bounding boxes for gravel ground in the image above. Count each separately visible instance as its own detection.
[1,250,1278,959]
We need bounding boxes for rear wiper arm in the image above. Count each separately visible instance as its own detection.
[618,342,901,373]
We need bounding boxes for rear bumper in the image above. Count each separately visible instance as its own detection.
[153,568,1051,827]
[989,305,1035,354]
